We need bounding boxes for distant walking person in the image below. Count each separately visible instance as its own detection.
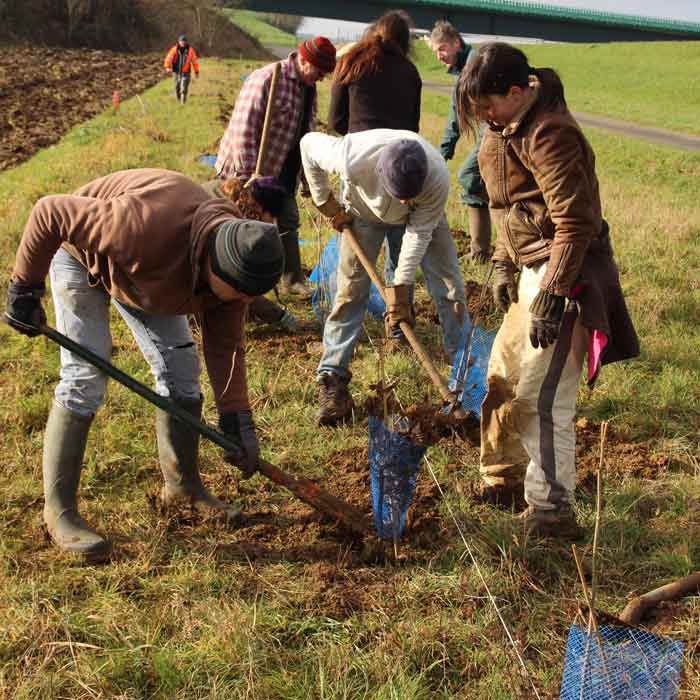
[164,34,199,104]
[430,20,492,263]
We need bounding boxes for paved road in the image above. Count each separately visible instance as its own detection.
[423,81,700,152]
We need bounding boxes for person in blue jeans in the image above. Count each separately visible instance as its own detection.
[4,169,284,558]
[430,20,492,263]
[301,130,467,426]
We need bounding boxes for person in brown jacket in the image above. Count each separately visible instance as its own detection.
[456,43,639,538]
[4,168,284,558]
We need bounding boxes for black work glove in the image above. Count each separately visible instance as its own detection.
[219,410,260,479]
[529,289,566,349]
[5,281,46,337]
[492,261,519,313]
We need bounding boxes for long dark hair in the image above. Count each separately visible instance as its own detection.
[334,10,413,85]
[456,42,565,137]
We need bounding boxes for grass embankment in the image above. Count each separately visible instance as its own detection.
[414,39,700,135]
[222,9,298,48]
[1,56,699,699]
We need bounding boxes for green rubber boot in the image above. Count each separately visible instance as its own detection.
[42,402,110,558]
[156,398,242,523]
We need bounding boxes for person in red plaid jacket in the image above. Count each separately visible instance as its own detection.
[215,37,336,298]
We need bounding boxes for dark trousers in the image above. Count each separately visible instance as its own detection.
[174,73,191,103]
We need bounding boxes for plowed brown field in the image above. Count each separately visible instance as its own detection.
[0,47,165,171]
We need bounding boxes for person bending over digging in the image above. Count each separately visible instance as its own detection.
[301,129,468,426]
[456,43,639,538]
[202,175,301,333]
[4,168,284,558]
[215,36,337,300]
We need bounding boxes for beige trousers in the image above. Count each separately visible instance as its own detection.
[480,263,588,509]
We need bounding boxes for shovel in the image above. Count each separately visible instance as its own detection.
[39,324,371,538]
[340,225,464,417]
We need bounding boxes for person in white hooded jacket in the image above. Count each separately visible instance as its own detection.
[301,128,467,425]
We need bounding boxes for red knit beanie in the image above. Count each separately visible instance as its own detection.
[298,36,336,74]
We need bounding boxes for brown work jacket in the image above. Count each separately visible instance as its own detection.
[479,76,639,372]
[12,168,250,413]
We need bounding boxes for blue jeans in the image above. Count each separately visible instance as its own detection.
[49,248,201,417]
[318,214,467,379]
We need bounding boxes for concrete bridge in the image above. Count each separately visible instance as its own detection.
[242,0,700,42]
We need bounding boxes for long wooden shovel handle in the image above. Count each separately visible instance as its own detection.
[340,225,457,408]
[620,571,700,624]
[39,324,371,537]
[250,61,281,181]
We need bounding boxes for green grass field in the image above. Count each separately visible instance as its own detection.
[412,38,700,135]
[1,52,699,699]
[223,10,299,48]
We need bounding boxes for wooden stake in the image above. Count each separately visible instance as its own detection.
[589,420,608,633]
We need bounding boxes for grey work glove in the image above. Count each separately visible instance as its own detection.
[316,194,354,232]
[529,289,566,349]
[492,261,519,313]
[219,410,260,479]
[4,281,46,337]
[384,284,414,337]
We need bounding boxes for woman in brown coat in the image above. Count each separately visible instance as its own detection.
[456,43,639,538]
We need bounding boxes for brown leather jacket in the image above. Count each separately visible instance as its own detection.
[479,76,602,297]
[12,168,251,413]
[479,74,639,373]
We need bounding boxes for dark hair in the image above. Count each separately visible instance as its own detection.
[456,42,565,137]
[334,10,413,85]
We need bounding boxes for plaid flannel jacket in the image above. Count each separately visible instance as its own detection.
[215,53,317,180]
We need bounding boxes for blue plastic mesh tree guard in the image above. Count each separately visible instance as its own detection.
[560,623,684,700]
[368,416,427,541]
[309,234,386,325]
[448,312,496,419]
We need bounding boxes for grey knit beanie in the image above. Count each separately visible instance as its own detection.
[376,138,428,200]
[209,219,284,297]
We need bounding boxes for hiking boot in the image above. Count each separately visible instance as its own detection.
[475,482,525,510]
[42,402,111,559]
[317,373,354,426]
[517,504,584,540]
[157,398,242,523]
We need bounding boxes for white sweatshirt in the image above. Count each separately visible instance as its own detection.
[300,129,450,286]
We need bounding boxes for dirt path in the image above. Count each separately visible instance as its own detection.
[423,80,700,152]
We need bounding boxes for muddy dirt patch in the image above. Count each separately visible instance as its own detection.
[0,47,165,171]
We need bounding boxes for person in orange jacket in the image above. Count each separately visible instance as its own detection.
[164,34,199,104]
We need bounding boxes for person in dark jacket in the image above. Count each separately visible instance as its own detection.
[456,43,639,538]
[328,10,422,336]
[164,34,199,104]
[430,21,492,263]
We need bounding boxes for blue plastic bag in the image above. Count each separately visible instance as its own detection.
[310,234,385,324]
